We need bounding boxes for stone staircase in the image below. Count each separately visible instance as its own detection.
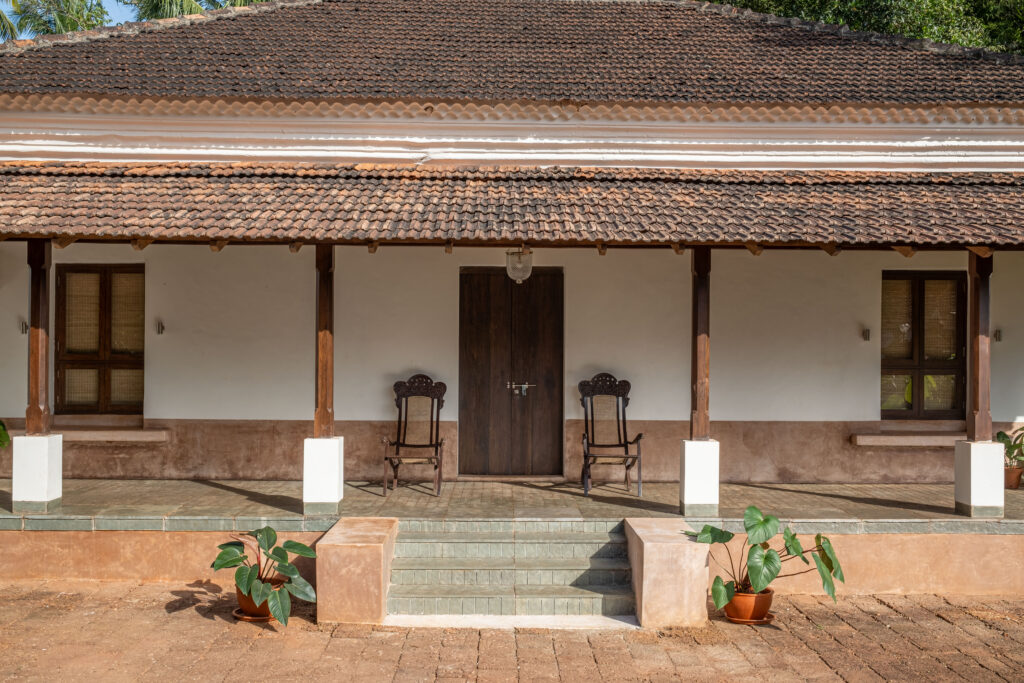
[386,520,635,616]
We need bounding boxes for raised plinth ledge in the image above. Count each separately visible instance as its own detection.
[625,518,709,628]
[851,432,966,448]
[9,429,169,444]
[316,517,398,624]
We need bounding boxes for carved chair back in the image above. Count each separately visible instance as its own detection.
[393,373,446,451]
[578,373,631,449]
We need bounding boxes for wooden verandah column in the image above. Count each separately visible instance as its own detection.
[26,239,51,435]
[690,246,711,440]
[967,251,993,442]
[314,243,335,438]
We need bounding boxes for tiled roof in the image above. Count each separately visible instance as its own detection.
[1,162,1022,246]
[0,0,1022,106]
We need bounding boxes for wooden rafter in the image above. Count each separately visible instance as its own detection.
[967,246,993,258]
[367,241,379,254]
[131,238,154,251]
[820,243,841,256]
[671,243,686,255]
[209,240,229,252]
[596,241,607,255]
[744,242,763,256]
[52,235,77,249]
[289,242,303,254]
[892,246,916,258]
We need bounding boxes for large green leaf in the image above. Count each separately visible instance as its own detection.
[743,506,780,545]
[710,575,736,610]
[275,562,300,578]
[746,544,782,593]
[816,535,845,582]
[284,574,316,603]
[218,541,245,552]
[812,552,837,602]
[212,549,246,571]
[234,564,258,596]
[249,579,271,608]
[269,546,289,564]
[783,528,809,564]
[685,524,735,544]
[253,526,277,552]
[282,540,317,558]
[266,587,292,625]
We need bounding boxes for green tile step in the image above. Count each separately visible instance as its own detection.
[390,556,631,586]
[394,531,628,558]
[386,584,635,616]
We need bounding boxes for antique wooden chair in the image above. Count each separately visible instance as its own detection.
[382,373,446,497]
[578,372,643,496]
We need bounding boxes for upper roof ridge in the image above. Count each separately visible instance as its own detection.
[1,0,1022,66]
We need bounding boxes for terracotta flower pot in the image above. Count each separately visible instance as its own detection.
[1006,467,1023,490]
[235,578,286,621]
[724,588,774,623]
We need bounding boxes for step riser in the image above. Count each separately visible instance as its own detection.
[391,568,631,586]
[394,542,627,559]
[398,520,624,533]
[386,595,636,616]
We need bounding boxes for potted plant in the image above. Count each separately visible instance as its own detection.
[686,505,844,624]
[211,525,317,625]
[0,420,9,449]
[996,428,1024,489]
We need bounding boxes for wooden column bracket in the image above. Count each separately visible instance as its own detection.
[210,240,229,252]
[314,244,335,438]
[131,238,154,251]
[967,252,993,442]
[26,239,52,435]
[820,243,841,256]
[892,246,916,258]
[52,236,77,249]
[690,246,711,440]
[967,246,993,259]
[744,242,763,256]
[289,242,303,254]
[671,243,686,255]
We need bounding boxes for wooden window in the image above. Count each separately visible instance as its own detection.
[881,271,966,420]
[55,265,144,414]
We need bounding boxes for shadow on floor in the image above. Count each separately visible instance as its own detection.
[0,488,10,514]
[733,483,954,516]
[510,481,681,516]
[164,580,237,623]
[192,480,303,515]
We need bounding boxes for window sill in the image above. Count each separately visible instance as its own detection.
[850,432,967,448]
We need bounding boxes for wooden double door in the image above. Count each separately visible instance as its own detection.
[459,267,564,475]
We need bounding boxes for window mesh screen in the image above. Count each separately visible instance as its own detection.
[923,280,958,361]
[111,272,145,354]
[65,368,99,405]
[924,374,956,411]
[881,374,912,411]
[110,368,144,406]
[881,280,913,360]
[65,272,100,353]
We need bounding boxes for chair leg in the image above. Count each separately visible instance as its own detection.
[583,457,591,496]
[624,461,631,493]
[436,444,444,497]
[637,456,642,498]
[383,459,390,498]
[391,461,401,491]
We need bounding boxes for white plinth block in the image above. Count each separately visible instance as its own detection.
[303,437,344,515]
[954,440,1004,517]
[12,434,63,513]
[680,439,719,516]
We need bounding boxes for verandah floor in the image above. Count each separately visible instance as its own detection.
[1,479,1022,531]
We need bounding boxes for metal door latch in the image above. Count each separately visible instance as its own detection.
[506,381,537,396]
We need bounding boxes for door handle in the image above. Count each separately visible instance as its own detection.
[506,381,537,397]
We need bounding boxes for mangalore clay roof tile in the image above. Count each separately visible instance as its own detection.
[0,162,1022,246]
[0,0,1021,106]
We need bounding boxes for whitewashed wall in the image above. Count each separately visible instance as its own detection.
[1,242,1023,423]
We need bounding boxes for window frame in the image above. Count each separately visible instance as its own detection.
[54,264,145,415]
[880,270,967,420]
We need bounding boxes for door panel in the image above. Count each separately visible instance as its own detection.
[459,267,563,475]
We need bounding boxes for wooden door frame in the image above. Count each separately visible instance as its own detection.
[457,266,566,477]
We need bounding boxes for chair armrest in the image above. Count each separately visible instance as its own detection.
[628,433,644,444]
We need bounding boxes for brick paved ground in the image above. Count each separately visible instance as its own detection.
[1,580,1022,681]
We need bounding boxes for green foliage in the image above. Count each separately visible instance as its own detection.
[997,428,1024,467]
[729,0,1023,54]
[210,526,317,626]
[0,421,10,449]
[687,505,845,607]
[116,0,270,21]
[2,0,109,39]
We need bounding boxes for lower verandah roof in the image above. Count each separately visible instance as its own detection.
[1,162,1023,248]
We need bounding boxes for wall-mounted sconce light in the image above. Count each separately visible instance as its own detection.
[994,329,1003,342]
[155,319,165,335]
[18,318,28,335]
[861,328,871,342]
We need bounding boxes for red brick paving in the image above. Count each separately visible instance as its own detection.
[0,580,1021,681]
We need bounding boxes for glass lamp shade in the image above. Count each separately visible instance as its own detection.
[506,249,533,284]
